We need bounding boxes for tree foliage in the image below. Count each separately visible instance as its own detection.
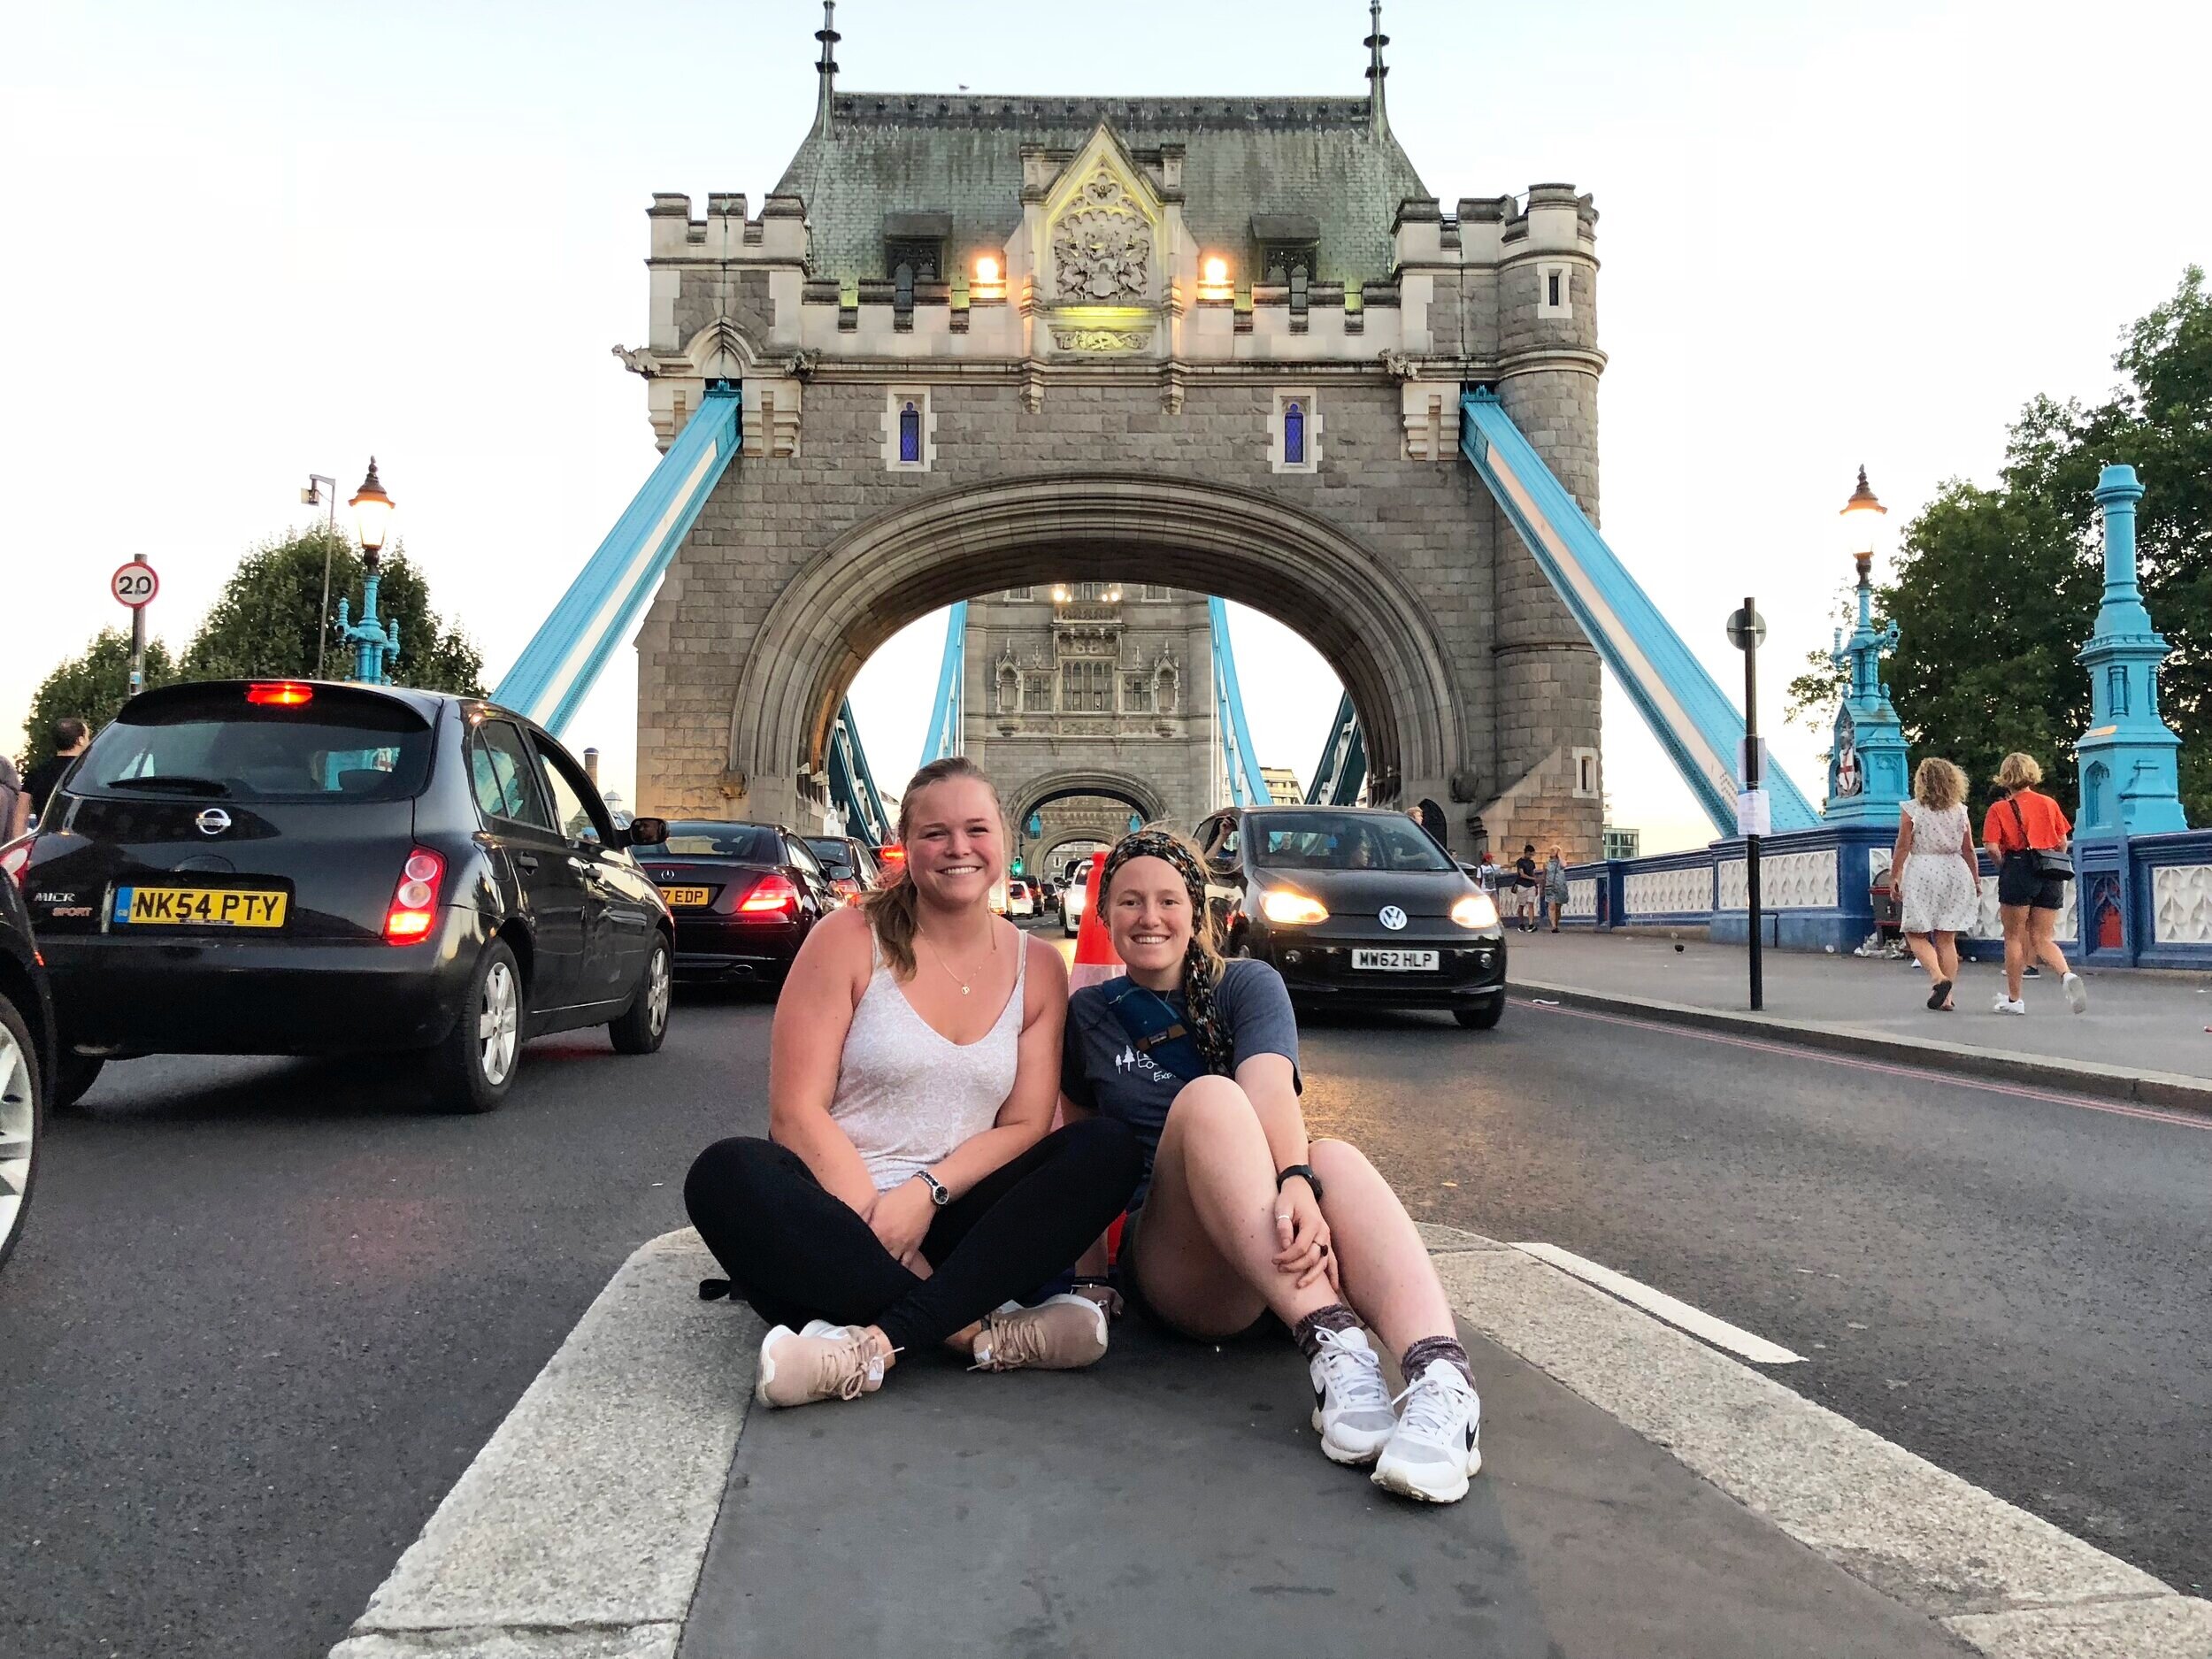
[181,527,484,695]
[19,628,180,771]
[1792,266,2211,823]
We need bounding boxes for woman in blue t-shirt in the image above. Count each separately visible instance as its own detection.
[1060,829,1484,1504]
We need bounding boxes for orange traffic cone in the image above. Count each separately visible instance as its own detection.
[1069,850,1124,993]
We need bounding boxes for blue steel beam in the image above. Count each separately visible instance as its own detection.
[1460,391,1821,834]
[827,696,895,849]
[918,600,969,769]
[494,385,742,735]
[1304,689,1368,805]
[1209,598,1272,808]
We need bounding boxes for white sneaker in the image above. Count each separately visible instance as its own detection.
[2063,972,2087,1013]
[1308,1327,1398,1465]
[1993,996,2027,1016]
[1372,1360,1483,1503]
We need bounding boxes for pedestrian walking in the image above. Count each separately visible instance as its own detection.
[23,718,88,825]
[1979,752,2083,1016]
[1893,758,1981,1011]
[0,755,25,842]
[1542,846,1569,933]
[1513,843,1539,933]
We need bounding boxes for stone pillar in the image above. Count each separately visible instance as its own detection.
[2075,464,2186,836]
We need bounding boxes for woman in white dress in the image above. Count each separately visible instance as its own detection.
[1892,757,1982,1010]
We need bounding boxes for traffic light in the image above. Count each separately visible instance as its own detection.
[1011,857,1025,875]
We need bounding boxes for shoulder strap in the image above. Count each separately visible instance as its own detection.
[1101,979,1206,1082]
[2007,795,2029,849]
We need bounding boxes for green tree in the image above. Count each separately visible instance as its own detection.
[18,627,180,771]
[180,526,485,695]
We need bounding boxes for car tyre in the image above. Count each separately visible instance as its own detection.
[52,1052,104,1110]
[0,994,42,1275]
[1453,999,1505,1031]
[609,935,672,1056]
[428,939,524,1114]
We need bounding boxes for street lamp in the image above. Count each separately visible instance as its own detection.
[1839,464,1888,579]
[302,473,339,676]
[1824,464,1907,832]
[334,457,403,684]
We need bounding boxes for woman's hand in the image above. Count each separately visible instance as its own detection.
[1273,1176,1336,1291]
[870,1177,937,1269]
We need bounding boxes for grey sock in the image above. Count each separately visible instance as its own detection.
[1402,1334,1475,1388]
[1291,1303,1361,1358]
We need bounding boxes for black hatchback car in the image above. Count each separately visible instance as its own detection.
[0,867,58,1273]
[1195,805,1507,1028]
[4,680,675,1113]
[638,821,841,986]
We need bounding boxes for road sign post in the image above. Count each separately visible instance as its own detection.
[111,556,158,696]
[1727,598,1766,1010]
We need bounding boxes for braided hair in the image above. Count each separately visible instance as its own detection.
[1099,828,1234,1077]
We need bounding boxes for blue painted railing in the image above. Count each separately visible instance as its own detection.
[918,600,968,770]
[1210,597,1271,807]
[1460,391,1820,836]
[495,385,743,735]
[827,697,895,849]
[1305,690,1367,805]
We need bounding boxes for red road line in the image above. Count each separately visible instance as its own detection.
[1513,996,2212,1133]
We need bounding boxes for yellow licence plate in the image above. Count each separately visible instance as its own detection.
[112,886,288,928]
[659,886,711,908]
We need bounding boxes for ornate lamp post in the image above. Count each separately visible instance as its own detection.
[335,458,403,685]
[1823,467,1909,825]
[2075,464,2185,835]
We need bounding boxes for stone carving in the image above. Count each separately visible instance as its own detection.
[611,344,658,378]
[2152,864,2212,944]
[786,349,820,380]
[1566,877,1598,918]
[1624,864,1712,918]
[1051,170,1151,303]
[1052,327,1153,353]
[1379,349,1417,381]
[1716,850,1838,911]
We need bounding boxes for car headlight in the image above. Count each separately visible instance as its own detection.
[1452,892,1500,929]
[1262,889,1329,926]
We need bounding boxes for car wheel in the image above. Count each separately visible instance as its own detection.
[0,995,41,1275]
[52,1052,104,1110]
[428,939,524,1114]
[609,935,672,1056]
[1453,1000,1505,1031]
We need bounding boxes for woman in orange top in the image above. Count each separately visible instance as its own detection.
[1978,752,2085,1016]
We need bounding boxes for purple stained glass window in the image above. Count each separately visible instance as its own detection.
[1283,401,1305,465]
[898,401,920,464]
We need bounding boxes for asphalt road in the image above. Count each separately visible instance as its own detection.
[4,947,2205,1656]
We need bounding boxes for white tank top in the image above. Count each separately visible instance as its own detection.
[829,927,1028,1192]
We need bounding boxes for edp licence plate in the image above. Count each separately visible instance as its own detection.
[658,886,712,908]
[1352,948,1439,972]
[112,886,288,929]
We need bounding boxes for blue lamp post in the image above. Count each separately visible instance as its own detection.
[1823,467,1910,825]
[2075,465,2185,835]
[335,458,402,685]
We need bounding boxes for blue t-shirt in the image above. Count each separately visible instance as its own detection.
[1061,959,1301,1209]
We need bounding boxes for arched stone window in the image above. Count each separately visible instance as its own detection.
[1284,401,1306,465]
[1270,388,1320,473]
[898,401,921,465]
[883,388,934,471]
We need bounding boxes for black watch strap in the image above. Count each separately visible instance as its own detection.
[1276,1164,1325,1203]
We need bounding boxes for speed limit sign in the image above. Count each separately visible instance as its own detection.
[111,560,158,609]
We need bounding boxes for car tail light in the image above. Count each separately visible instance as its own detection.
[0,833,32,889]
[832,877,863,907]
[878,844,907,876]
[383,848,445,943]
[247,681,315,707]
[738,872,801,916]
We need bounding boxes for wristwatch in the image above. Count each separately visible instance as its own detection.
[911,1168,951,1207]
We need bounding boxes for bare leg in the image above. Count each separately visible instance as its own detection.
[1132,1077,1342,1339]
[2001,906,2029,1000]
[1305,1139,1457,1355]
[2028,908,2070,978]
[1934,933,1961,996]
[1906,931,1943,990]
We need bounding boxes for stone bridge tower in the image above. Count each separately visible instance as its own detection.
[624,14,1607,861]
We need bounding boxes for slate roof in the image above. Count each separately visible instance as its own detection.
[772,94,1431,286]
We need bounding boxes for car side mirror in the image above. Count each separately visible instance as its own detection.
[626,816,668,848]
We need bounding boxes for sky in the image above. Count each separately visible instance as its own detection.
[4,1,2207,852]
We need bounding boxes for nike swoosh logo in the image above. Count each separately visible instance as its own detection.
[1314,1386,1327,1408]
[1465,1425,1478,1450]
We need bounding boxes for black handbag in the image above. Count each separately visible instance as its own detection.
[2008,797,2074,881]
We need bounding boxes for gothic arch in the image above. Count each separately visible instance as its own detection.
[1009,770,1164,828]
[727,472,1463,823]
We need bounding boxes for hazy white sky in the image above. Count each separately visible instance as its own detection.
[4,1,2205,851]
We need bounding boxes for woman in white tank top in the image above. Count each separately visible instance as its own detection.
[684,759,1141,1410]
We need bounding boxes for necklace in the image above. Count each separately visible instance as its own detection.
[920,923,997,995]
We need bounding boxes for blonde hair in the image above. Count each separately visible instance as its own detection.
[1995,752,2043,791]
[862,757,999,977]
[1912,757,1966,811]
[1099,826,1226,977]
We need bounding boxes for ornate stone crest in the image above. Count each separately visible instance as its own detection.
[1050,327,1153,353]
[1050,171,1152,303]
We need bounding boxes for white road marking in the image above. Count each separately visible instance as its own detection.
[1509,1242,1805,1365]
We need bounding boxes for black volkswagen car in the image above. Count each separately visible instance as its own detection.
[4,680,675,1113]
[0,866,58,1273]
[1194,805,1507,1028]
[638,821,841,986]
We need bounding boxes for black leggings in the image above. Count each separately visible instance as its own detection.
[683,1117,1141,1354]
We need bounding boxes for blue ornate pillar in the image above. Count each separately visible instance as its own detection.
[1822,510,1909,828]
[335,555,403,686]
[2076,465,2185,836]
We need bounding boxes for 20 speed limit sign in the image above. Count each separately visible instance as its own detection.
[111,561,159,608]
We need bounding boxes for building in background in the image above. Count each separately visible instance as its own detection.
[1601,826,1640,861]
[1260,766,1303,804]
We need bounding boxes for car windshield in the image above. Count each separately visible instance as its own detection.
[78,685,433,802]
[662,822,781,861]
[804,838,857,879]
[1248,812,1455,873]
